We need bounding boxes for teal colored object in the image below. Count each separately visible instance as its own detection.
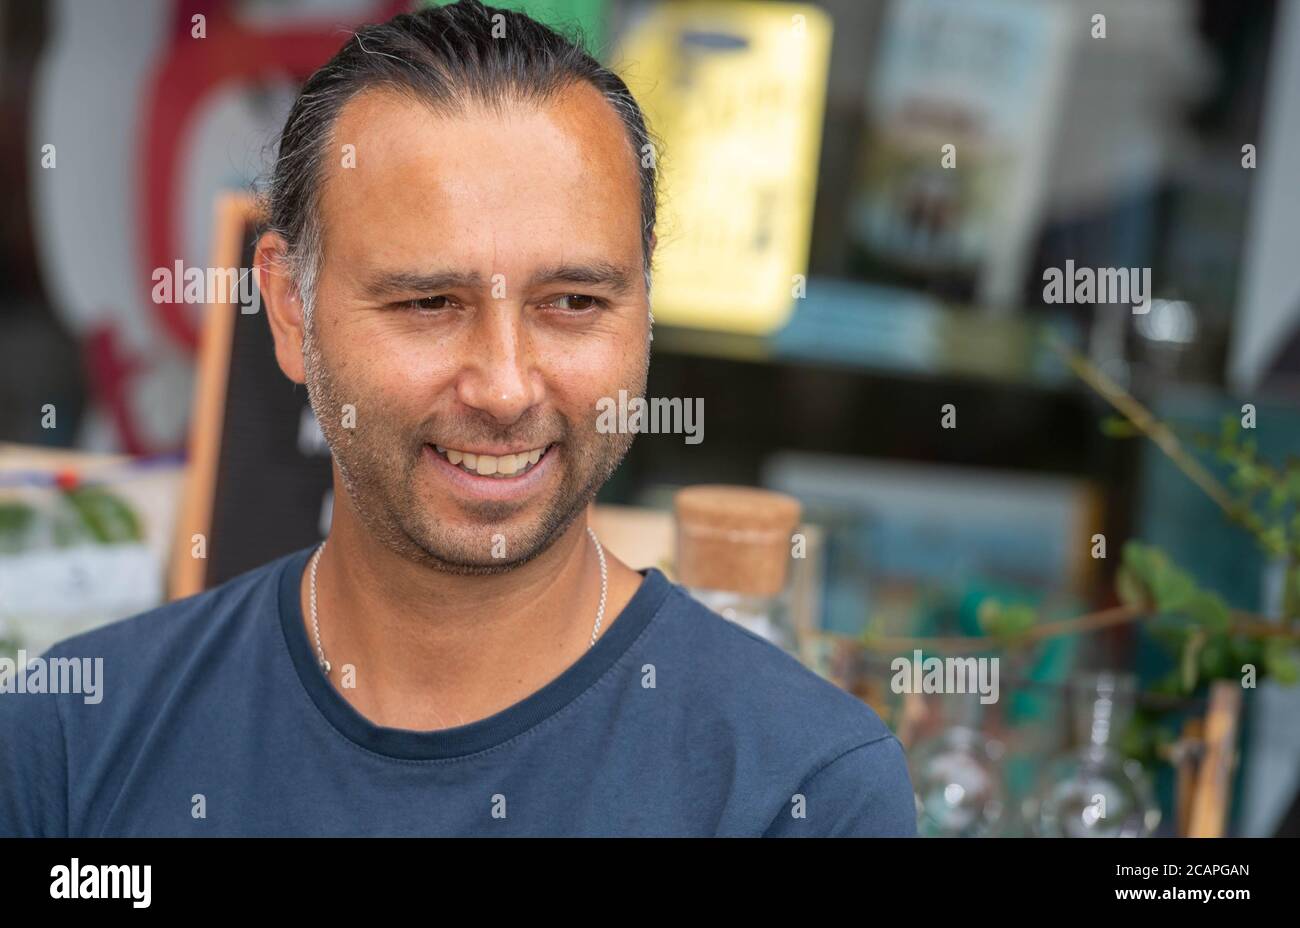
[421,0,608,54]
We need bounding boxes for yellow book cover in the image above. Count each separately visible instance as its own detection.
[617,2,832,334]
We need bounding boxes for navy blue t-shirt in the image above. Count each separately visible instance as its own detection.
[1,546,916,836]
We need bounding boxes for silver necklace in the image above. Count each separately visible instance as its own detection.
[308,526,608,675]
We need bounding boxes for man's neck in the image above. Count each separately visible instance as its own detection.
[300,501,644,732]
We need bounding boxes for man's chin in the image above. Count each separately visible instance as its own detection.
[406,509,582,575]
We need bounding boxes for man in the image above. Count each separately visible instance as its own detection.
[0,0,914,837]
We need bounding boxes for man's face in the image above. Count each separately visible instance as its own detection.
[298,85,650,573]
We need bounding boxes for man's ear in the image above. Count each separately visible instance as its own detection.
[255,231,307,385]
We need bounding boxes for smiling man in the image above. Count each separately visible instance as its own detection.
[0,0,914,837]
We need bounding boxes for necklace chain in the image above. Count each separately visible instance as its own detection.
[308,526,608,676]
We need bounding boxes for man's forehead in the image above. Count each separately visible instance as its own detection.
[316,85,642,272]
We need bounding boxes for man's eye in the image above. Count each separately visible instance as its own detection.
[403,295,451,312]
[550,294,603,312]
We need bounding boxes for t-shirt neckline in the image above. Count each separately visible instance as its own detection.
[276,544,672,760]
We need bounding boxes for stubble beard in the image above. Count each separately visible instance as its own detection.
[300,312,644,575]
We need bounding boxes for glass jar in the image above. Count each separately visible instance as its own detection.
[674,485,803,658]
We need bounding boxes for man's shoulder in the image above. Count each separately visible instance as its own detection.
[0,549,306,837]
[646,579,895,753]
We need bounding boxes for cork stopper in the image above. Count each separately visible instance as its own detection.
[673,485,802,597]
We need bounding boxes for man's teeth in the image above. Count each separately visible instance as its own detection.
[433,444,546,477]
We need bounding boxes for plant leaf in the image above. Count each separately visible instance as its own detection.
[1185,590,1230,633]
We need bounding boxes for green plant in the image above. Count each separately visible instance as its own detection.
[970,338,1300,766]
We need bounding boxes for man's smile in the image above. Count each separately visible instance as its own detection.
[431,442,552,478]
[422,442,559,502]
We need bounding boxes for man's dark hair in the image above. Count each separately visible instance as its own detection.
[264,0,658,318]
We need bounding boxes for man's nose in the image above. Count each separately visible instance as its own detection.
[455,308,542,425]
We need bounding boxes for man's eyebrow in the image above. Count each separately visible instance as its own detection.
[360,262,639,298]
[362,269,486,297]
[526,262,637,295]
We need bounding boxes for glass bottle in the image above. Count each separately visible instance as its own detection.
[909,694,1006,837]
[1033,671,1160,837]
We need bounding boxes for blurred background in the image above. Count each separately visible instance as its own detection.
[2,0,1300,838]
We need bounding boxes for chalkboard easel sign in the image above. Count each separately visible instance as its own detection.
[169,193,333,599]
